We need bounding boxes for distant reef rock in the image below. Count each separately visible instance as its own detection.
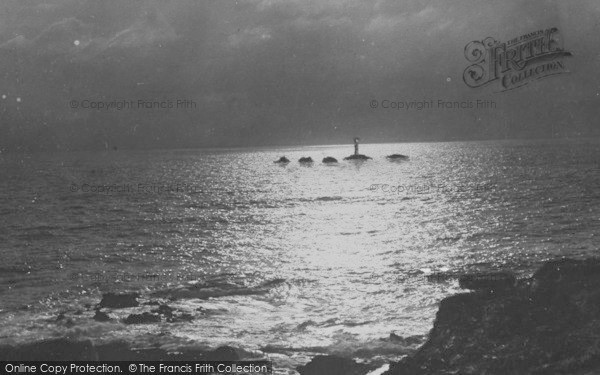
[343,154,371,160]
[299,157,314,163]
[385,258,600,375]
[275,156,290,163]
[386,154,409,160]
[322,157,338,163]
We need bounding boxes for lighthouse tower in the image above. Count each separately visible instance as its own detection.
[344,137,371,160]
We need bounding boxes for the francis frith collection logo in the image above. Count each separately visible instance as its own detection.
[463,27,572,92]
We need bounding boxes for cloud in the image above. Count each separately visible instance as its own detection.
[0,35,30,49]
[0,17,91,54]
[435,19,453,32]
[227,26,272,48]
[1,5,178,57]
[107,8,178,48]
[0,0,599,151]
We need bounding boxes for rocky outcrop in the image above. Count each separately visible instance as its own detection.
[458,272,516,292]
[343,154,371,160]
[150,304,194,323]
[98,292,139,308]
[93,309,111,322]
[385,258,600,375]
[0,339,254,361]
[207,346,241,361]
[5,258,599,374]
[0,339,99,361]
[116,304,194,324]
[386,154,409,160]
[297,355,375,375]
[122,312,161,324]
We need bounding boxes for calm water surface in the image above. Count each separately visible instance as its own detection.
[1,139,599,373]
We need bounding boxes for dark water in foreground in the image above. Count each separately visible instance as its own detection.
[1,139,599,373]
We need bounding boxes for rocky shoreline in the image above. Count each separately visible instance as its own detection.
[0,338,249,361]
[299,257,600,375]
[3,258,600,375]
[0,292,264,362]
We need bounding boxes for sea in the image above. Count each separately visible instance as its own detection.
[0,139,599,373]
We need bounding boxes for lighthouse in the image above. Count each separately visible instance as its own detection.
[344,137,372,160]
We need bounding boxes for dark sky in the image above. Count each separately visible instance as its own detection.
[0,0,598,151]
